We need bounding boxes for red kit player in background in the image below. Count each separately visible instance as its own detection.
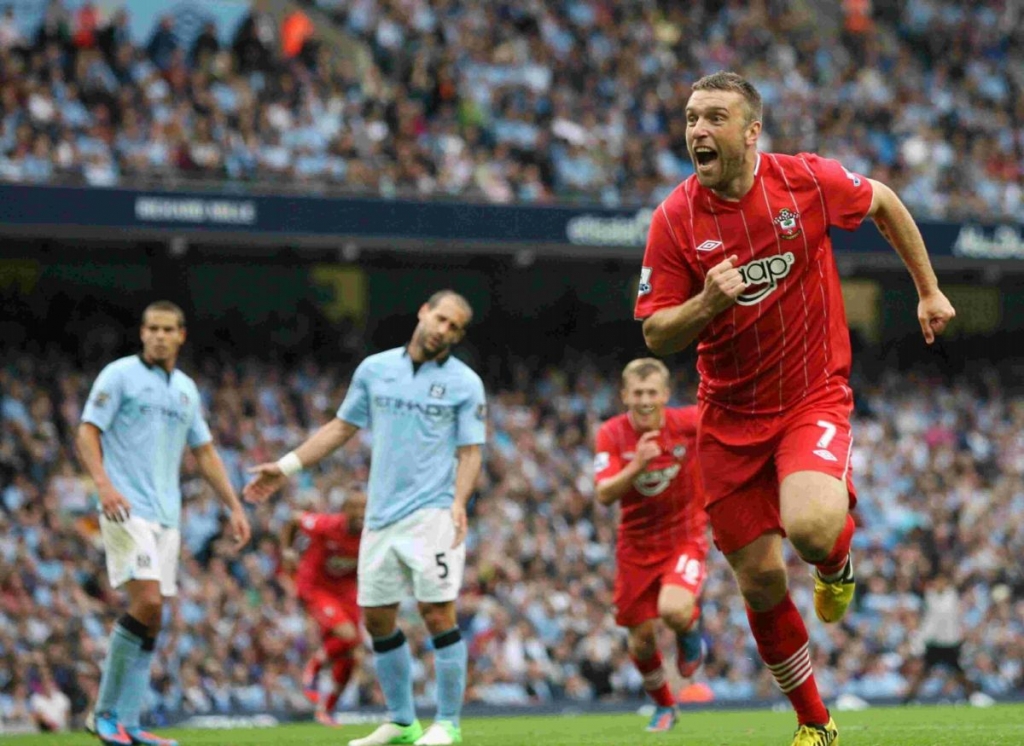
[636,72,955,746]
[281,490,367,727]
[594,358,709,734]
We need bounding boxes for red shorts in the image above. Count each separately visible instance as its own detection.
[301,587,359,637]
[699,385,857,555]
[613,543,707,628]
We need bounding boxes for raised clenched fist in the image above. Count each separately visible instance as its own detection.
[701,255,748,315]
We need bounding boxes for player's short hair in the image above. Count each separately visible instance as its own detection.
[621,358,670,388]
[142,300,186,328]
[426,289,474,326]
[691,71,763,125]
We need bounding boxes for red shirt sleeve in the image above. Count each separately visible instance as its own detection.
[299,512,347,538]
[594,423,625,484]
[674,405,699,435]
[634,203,699,320]
[801,153,873,231]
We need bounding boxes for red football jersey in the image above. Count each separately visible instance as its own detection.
[295,512,360,597]
[634,152,873,414]
[594,406,708,564]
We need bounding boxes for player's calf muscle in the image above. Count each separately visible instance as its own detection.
[732,566,788,610]
[627,622,657,658]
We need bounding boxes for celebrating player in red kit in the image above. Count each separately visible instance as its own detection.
[282,490,367,727]
[594,358,708,733]
[635,72,955,746]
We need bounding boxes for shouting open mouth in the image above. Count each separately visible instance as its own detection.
[693,145,718,174]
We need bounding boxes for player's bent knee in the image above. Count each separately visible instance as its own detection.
[333,622,359,641]
[786,515,843,561]
[659,602,696,633]
[780,471,848,560]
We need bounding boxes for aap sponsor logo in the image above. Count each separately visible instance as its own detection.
[633,464,681,497]
[736,252,795,306]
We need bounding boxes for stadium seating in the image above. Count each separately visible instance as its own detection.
[0,0,1019,221]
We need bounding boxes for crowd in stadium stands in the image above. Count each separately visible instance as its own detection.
[1,351,1022,732]
[0,0,1021,221]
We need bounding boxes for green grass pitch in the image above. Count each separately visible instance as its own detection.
[5,705,1023,745]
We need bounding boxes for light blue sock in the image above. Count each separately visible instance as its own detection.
[372,630,416,726]
[118,635,156,729]
[96,615,145,715]
[432,628,467,726]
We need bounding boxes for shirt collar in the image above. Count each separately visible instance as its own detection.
[137,353,174,381]
[403,345,450,367]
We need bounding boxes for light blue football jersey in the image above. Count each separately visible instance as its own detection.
[81,355,211,528]
[337,347,487,530]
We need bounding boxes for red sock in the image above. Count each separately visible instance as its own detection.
[815,514,855,578]
[630,651,675,707]
[331,655,355,689]
[746,594,828,725]
[323,656,354,712]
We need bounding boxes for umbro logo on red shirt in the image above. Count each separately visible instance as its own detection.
[695,240,723,252]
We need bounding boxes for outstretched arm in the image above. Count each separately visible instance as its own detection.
[243,418,360,503]
[867,179,955,343]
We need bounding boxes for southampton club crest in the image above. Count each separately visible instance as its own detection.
[773,208,802,240]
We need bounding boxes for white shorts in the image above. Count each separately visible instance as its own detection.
[99,515,180,597]
[357,507,465,607]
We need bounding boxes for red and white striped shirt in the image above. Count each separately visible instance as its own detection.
[634,152,873,414]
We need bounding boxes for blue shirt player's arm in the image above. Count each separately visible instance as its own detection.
[80,363,125,432]
[336,359,371,429]
[455,375,487,447]
[273,361,370,471]
[77,363,131,519]
[187,396,213,449]
[244,362,367,505]
[450,375,487,548]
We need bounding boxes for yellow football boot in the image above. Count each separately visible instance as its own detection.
[791,717,839,746]
[813,555,855,624]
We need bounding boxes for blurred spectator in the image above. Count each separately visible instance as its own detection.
[72,2,99,50]
[0,8,24,52]
[232,11,276,73]
[147,15,178,71]
[29,670,71,732]
[281,10,314,60]
[190,21,220,68]
[0,0,1015,221]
